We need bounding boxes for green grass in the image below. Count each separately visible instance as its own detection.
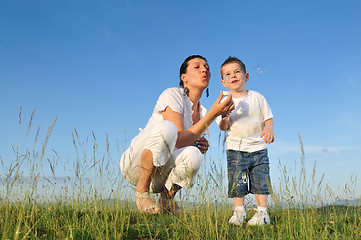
[1,109,360,239]
[0,199,360,239]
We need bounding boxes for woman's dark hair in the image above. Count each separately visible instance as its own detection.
[179,55,208,87]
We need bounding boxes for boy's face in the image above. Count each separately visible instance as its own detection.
[221,63,249,92]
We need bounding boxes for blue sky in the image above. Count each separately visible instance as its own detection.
[1,0,361,199]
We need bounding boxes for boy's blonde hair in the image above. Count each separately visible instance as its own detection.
[220,56,247,77]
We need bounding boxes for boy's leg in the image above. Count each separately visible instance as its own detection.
[233,196,245,207]
[247,149,271,225]
[248,149,271,198]
[230,196,247,226]
[248,196,270,226]
[227,150,249,199]
[255,194,268,207]
[227,150,249,225]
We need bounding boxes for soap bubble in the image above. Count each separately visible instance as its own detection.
[255,65,266,76]
[224,75,230,86]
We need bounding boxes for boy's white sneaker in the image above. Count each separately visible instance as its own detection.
[247,210,270,226]
[229,210,246,226]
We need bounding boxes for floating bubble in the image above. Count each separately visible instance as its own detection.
[224,75,230,86]
[255,65,266,76]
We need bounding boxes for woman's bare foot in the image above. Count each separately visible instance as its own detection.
[159,195,181,213]
[134,191,161,214]
[159,185,183,213]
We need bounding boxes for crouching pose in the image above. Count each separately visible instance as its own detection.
[120,55,234,214]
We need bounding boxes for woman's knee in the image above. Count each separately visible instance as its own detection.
[146,121,178,167]
[182,146,203,171]
[158,120,178,140]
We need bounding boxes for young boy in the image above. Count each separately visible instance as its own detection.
[217,56,274,226]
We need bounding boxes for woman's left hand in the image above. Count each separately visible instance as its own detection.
[194,137,209,154]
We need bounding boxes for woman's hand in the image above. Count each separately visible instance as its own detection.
[209,92,235,117]
[162,92,234,149]
[194,137,209,154]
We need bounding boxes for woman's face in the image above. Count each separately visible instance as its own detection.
[181,58,211,89]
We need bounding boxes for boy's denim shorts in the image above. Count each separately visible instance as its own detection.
[227,149,271,198]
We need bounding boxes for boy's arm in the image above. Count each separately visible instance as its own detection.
[218,113,230,131]
[261,118,274,144]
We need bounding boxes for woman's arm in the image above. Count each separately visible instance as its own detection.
[162,92,234,148]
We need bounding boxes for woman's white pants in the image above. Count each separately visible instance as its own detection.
[120,120,203,193]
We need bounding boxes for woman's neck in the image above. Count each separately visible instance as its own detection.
[186,88,203,106]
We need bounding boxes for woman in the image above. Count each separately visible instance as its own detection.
[120,55,234,213]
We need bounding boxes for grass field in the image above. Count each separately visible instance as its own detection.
[1,110,360,239]
[1,198,360,239]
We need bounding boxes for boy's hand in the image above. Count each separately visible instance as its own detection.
[261,127,274,144]
[221,112,230,119]
[261,118,274,144]
[219,111,232,131]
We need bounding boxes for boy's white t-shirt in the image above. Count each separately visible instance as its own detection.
[216,90,273,152]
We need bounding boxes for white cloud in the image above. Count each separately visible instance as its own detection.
[273,141,354,155]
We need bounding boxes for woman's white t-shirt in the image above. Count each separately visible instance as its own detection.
[144,87,209,136]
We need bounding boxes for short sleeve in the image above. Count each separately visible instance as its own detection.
[257,93,273,121]
[154,88,184,114]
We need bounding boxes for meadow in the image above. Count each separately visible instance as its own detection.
[1,110,360,239]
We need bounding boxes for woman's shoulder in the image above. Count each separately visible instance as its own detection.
[159,87,183,100]
[156,87,184,113]
[162,87,183,96]
[157,87,184,102]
